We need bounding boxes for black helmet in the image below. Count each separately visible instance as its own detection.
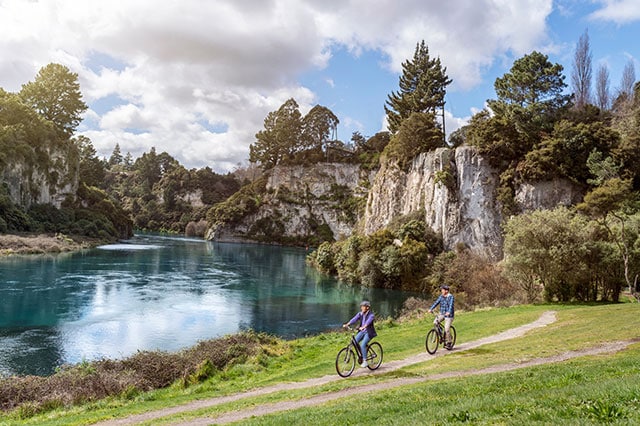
[440,285,450,290]
[360,300,371,307]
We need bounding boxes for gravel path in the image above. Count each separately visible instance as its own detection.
[95,311,560,425]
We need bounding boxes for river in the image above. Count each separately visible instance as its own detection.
[0,235,416,376]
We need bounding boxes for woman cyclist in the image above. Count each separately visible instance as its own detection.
[343,300,377,368]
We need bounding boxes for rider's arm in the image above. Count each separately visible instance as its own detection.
[429,295,442,312]
[345,312,361,327]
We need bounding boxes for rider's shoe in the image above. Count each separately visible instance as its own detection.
[360,361,368,368]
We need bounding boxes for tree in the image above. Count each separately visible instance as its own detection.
[578,178,638,294]
[108,143,124,168]
[382,112,444,169]
[385,41,452,133]
[74,135,106,187]
[19,63,88,138]
[571,30,593,109]
[249,98,302,169]
[301,104,339,152]
[619,59,636,99]
[595,64,611,110]
[503,207,618,302]
[489,51,571,138]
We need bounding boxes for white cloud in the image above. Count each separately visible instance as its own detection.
[0,0,554,171]
[590,0,640,24]
[444,110,471,138]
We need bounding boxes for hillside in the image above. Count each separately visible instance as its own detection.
[4,303,639,424]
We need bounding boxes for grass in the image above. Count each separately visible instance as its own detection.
[243,344,640,425]
[3,303,638,425]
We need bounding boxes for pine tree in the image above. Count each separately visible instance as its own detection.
[109,143,124,167]
[384,41,452,133]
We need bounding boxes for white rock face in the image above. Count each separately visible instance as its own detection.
[515,179,583,212]
[210,147,585,256]
[1,147,78,209]
[365,146,503,258]
[209,163,372,243]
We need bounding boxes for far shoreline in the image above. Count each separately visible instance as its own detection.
[0,233,108,256]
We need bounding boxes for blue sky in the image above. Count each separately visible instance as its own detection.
[0,0,639,172]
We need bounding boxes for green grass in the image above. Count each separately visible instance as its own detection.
[243,344,640,425]
[4,303,638,425]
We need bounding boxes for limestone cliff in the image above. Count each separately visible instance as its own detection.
[364,146,503,258]
[207,163,372,244]
[1,145,78,209]
[208,146,584,254]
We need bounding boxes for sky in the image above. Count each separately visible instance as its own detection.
[1,0,639,172]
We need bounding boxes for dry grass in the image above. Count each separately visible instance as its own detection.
[0,233,98,255]
[0,332,278,415]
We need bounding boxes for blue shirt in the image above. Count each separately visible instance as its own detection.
[430,294,454,317]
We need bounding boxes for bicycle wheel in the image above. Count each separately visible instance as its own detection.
[366,342,383,370]
[335,347,356,377]
[425,329,439,354]
[445,326,457,350]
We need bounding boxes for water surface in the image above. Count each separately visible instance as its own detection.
[0,235,414,376]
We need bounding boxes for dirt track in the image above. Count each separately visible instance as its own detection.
[90,311,636,425]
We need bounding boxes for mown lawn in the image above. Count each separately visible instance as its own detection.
[5,303,637,425]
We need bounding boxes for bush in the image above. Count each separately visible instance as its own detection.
[382,112,444,170]
[0,332,279,415]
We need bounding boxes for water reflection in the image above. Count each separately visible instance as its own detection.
[0,236,415,376]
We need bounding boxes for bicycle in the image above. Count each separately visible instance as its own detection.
[335,326,383,377]
[425,315,456,354]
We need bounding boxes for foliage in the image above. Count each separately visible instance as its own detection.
[207,176,267,226]
[503,207,630,302]
[518,119,619,183]
[382,112,444,169]
[489,51,571,139]
[427,246,521,309]
[308,214,442,292]
[19,63,87,138]
[385,40,452,133]
[0,332,277,414]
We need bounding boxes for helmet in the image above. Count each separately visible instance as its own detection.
[360,300,371,307]
[440,285,450,290]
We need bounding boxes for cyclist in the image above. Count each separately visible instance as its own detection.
[428,285,455,349]
[343,300,377,368]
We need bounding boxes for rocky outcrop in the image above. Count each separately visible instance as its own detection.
[364,146,503,258]
[515,179,584,212]
[1,146,78,209]
[209,146,587,255]
[207,163,372,244]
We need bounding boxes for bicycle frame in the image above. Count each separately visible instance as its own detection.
[344,327,372,362]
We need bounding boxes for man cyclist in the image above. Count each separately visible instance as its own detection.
[428,285,455,349]
[343,300,377,368]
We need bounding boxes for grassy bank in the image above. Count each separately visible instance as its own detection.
[3,303,639,425]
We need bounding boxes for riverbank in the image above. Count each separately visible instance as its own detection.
[0,233,103,255]
[4,303,639,425]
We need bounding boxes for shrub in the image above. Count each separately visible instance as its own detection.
[0,332,278,415]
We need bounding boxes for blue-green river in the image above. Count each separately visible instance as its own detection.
[0,235,415,376]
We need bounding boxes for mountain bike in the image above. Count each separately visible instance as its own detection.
[335,326,383,377]
[425,315,456,354]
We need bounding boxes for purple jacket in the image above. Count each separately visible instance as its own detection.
[348,311,377,338]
